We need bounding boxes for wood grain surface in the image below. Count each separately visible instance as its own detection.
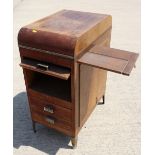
[78,45,139,75]
[18,10,111,57]
[20,58,71,80]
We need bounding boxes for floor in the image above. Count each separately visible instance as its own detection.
[13,0,141,154]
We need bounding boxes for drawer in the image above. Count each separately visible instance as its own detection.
[31,111,72,135]
[19,44,74,69]
[29,96,72,123]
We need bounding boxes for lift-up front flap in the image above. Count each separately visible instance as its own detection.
[78,45,139,76]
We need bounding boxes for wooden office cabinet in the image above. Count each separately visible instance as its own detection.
[18,10,138,148]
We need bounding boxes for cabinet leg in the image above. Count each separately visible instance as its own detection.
[32,121,36,133]
[71,136,78,149]
[102,95,105,104]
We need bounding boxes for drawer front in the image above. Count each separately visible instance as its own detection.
[29,96,72,123]
[31,111,72,135]
[19,47,72,68]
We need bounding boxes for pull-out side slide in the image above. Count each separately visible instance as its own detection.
[78,45,139,76]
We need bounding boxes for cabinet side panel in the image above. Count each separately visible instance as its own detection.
[95,29,111,100]
[80,65,98,123]
[79,29,111,126]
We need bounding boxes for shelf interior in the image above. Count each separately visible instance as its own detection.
[26,70,71,102]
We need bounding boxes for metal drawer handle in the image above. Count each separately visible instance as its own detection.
[44,106,54,114]
[45,117,55,124]
[37,63,49,70]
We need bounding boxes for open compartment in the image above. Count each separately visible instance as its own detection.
[24,69,71,102]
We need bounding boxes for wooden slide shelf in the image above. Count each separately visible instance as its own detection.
[78,45,139,76]
[20,58,71,80]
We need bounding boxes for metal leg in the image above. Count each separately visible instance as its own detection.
[32,121,36,133]
[102,95,105,104]
[71,136,78,149]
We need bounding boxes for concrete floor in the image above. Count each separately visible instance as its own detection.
[13,0,140,155]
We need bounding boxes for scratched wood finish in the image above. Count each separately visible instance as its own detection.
[18,10,138,148]
[18,10,111,57]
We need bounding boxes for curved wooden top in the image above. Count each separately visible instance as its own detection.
[18,10,112,57]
